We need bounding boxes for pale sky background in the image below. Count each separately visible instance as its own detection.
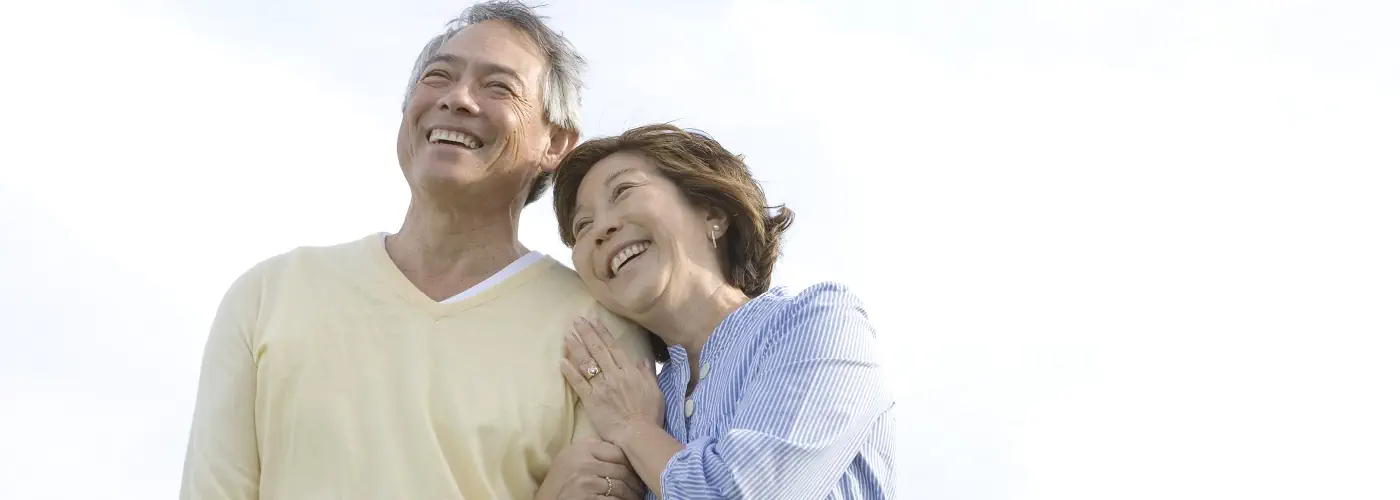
[1,0,1398,498]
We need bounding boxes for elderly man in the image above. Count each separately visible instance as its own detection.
[179,2,651,499]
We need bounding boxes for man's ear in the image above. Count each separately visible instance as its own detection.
[541,125,580,173]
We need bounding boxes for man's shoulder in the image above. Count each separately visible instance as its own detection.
[274,233,378,269]
[509,256,611,314]
[223,233,380,293]
[513,257,647,336]
[525,255,590,294]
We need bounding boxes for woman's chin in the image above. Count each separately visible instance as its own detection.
[604,274,665,318]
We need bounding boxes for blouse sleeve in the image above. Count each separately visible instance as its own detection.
[659,282,891,499]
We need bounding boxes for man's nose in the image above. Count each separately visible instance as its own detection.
[437,84,480,115]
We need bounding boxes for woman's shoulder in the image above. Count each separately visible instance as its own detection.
[787,280,863,302]
[772,281,868,317]
[762,281,874,342]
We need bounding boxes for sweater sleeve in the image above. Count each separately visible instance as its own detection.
[180,264,265,500]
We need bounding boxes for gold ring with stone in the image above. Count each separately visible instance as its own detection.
[583,362,601,380]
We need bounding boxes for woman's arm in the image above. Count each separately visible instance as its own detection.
[560,318,674,493]
[534,437,645,500]
[562,284,893,498]
[611,423,684,495]
[637,283,892,499]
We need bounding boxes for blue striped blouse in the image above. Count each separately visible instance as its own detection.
[651,282,896,499]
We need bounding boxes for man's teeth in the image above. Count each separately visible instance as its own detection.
[610,242,650,276]
[428,129,482,149]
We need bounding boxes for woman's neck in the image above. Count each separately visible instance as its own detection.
[640,274,751,361]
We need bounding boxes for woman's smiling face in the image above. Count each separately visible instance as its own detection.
[568,152,723,318]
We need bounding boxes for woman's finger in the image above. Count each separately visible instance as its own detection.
[563,329,601,377]
[584,452,646,498]
[610,483,643,500]
[616,472,646,499]
[591,475,641,500]
[574,317,622,371]
[638,357,658,384]
[559,359,592,399]
[590,461,633,483]
[587,441,628,464]
[589,317,635,370]
[588,316,620,350]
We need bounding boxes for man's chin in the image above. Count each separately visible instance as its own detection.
[423,143,489,163]
[412,166,486,193]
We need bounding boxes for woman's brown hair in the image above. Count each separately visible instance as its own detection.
[552,124,794,362]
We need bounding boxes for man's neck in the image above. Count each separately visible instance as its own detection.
[386,197,529,301]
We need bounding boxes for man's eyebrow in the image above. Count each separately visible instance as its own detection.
[423,53,464,68]
[477,61,525,84]
[423,55,527,89]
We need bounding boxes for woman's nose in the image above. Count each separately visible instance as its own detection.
[594,224,619,246]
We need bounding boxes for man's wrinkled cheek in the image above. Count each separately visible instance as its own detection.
[504,97,539,165]
[397,100,425,170]
[395,124,413,171]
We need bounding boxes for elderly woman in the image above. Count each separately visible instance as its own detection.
[550,124,895,499]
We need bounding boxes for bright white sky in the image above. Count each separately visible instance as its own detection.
[2,0,1397,498]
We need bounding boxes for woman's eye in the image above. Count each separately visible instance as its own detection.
[574,220,591,234]
[612,183,634,200]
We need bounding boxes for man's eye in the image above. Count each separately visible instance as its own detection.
[486,82,516,94]
[421,70,450,81]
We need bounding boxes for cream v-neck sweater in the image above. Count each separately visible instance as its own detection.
[180,233,651,500]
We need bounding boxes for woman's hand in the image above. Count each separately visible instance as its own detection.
[537,437,645,500]
[560,317,665,445]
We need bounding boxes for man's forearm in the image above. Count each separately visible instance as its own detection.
[615,422,684,496]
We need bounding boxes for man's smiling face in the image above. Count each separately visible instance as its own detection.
[396,20,556,203]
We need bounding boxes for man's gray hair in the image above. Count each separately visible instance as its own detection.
[401,1,587,133]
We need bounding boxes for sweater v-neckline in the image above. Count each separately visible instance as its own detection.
[358,233,556,318]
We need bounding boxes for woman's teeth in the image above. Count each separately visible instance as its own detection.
[610,242,651,276]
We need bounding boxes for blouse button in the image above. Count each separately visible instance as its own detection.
[699,362,711,380]
[684,398,696,417]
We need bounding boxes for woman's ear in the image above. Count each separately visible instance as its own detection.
[704,206,731,237]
